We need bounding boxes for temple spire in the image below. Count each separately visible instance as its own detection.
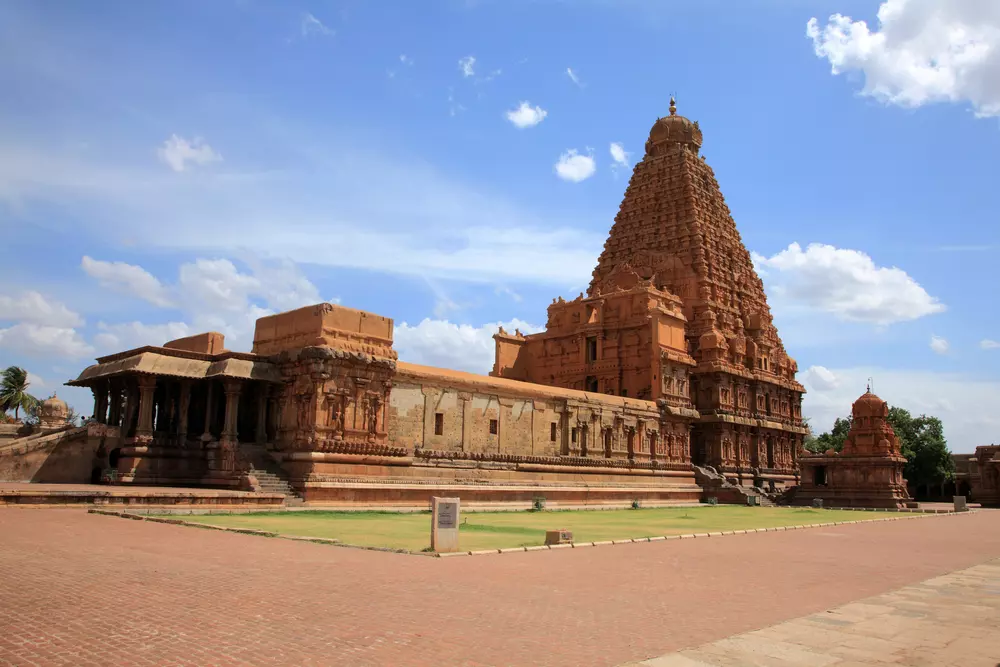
[669,96,677,116]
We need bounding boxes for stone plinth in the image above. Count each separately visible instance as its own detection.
[545,529,573,545]
[431,496,460,553]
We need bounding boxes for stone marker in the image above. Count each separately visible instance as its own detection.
[953,496,968,512]
[431,497,460,553]
[545,529,573,545]
[812,498,823,508]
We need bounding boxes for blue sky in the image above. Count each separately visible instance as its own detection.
[1,0,998,452]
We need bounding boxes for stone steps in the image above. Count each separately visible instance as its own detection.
[240,445,305,506]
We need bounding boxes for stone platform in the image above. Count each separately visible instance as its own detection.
[0,483,286,509]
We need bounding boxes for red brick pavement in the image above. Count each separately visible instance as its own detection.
[0,510,998,667]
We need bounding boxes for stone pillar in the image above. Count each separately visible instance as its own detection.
[135,376,157,438]
[221,380,242,443]
[154,383,168,433]
[459,393,472,453]
[202,381,216,441]
[108,380,123,427]
[177,381,192,446]
[91,382,109,424]
[255,385,269,445]
[123,382,138,437]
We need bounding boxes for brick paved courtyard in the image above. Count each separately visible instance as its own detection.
[1,509,999,667]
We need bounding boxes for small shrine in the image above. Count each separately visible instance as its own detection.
[38,393,70,430]
[796,386,911,508]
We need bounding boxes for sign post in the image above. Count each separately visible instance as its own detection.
[431,497,461,553]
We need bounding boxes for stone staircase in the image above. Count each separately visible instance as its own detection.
[692,465,777,506]
[240,444,304,507]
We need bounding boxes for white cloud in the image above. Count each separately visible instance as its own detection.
[802,365,1000,453]
[505,101,548,129]
[494,285,522,302]
[802,365,840,391]
[554,149,596,182]
[609,142,630,168]
[807,1,1000,117]
[93,320,193,353]
[395,318,542,374]
[399,54,413,66]
[566,67,583,87]
[157,135,222,173]
[0,323,94,358]
[458,55,476,77]
[981,339,1000,350]
[0,128,604,288]
[81,256,174,307]
[930,335,949,354]
[0,291,83,327]
[301,12,334,38]
[26,372,45,392]
[752,242,944,326]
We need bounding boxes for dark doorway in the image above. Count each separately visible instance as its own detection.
[585,376,599,393]
[90,467,102,484]
[109,448,122,468]
[766,438,775,469]
[813,465,827,487]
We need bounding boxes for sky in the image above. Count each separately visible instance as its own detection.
[1,0,999,453]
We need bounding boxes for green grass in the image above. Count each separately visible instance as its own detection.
[176,506,883,552]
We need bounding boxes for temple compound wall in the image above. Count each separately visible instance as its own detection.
[52,303,703,506]
[970,445,1000,507]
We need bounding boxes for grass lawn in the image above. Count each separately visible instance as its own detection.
[177,506,881,552]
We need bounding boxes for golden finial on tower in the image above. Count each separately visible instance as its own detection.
[669,95,677,116]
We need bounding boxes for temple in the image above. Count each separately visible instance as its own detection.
[493,98,807,491]
[795,387,911,508]
[3,99,913,509]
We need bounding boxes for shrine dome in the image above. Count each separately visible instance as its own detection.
[851,387,888,419]
[645,97,703,154]
[39,393,68,424]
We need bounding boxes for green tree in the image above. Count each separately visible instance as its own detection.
[805,416,851,454]
[0,366,39,421]
[886,407,954,489]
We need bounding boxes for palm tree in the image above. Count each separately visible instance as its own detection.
[0,366,39,421]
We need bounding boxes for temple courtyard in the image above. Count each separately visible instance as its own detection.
[175,506,933,552]
[1,508,998,666]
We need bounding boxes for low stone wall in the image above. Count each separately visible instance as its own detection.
[0,426,93,483]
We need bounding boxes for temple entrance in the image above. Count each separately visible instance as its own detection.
[109,448,122,468]
[813,465,827,487]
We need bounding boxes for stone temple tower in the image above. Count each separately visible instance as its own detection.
[493,98,807,490]
[588,98,807,488]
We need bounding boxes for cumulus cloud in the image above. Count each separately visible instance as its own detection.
[505,101,548,129]
[609,142,630,170]
[752,242,944,326]
[157,135,222,173]
[554,149,596,183]
[395,318,543,374]
[0,291,83,328]
[981,339,1000,350]
[0,323,94,358]
[801,365,840,391]
[802,365,1000,453]
[458,55,476,77]
[807,1,1000,117]
[78,255,330,353]
[301,12,334,38]
[930,335,949,354]
[566,67,583,87]
[81,256,174,307]
[93,321,193,353]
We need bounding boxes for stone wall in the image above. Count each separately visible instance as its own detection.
[0,426,95,483]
